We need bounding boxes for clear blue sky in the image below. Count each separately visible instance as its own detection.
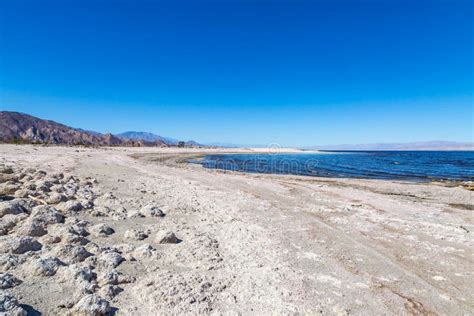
[1,0,472,146]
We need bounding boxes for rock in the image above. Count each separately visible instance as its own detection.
[13,198,36,212]
[39,234,61,245]
[33,257,65,276]
[0,254,26,271]
[51,172,64,180]
[97,251,124,269]
[57,227,90,245]
[58,200,83,213]
[0,200,26,218]
[1,236,42,254]
[90,206,110,217]
[35,180,53,193]
[18,205,65,237]
[80,199,94,210]
[13,189,35,198]
[0,176,18,184]
[50,184,65,193]
[0,166,14,174]
[33,170,47,179]
[155,230,179,244]
[140,204,165,217]
[124,229,148,241]
[56,245,93,264]
[70,294,111,316]
[0,171,18,181]
[0,292,27,316]
[30,205,65,225]
[0,183,20,196]
[18,218,48,237]
[0,273,22,289]
[70,266,97,282]
[110,207,128,220]
[14,189,34,198]
[98,269,135,286]
[23,182,36,191]
[63,220,90,234]
[90,224,115,237]
[99,285,123,299]
[132,244,156,259]
[46,192,67,204]
[0,216,18,236]
[81,282,100,295]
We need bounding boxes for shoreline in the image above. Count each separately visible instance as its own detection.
[143,150,474,189]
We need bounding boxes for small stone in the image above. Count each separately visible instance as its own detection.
[124,229,148,241]
[90,206,110,217]
[18,218,48,237]
[0,166,14,174]
[0,173,18,183]
[33,257,65,276]
[35,180,53,192]
[98,269,135,286]
[99,285,123,299]
[0,292,27,316]
[0,216,18,236]
[132,244,156,259]
[56,245,93,264]
[30,205,65,225]
[0,200,26,218]
[70,294,111,316]
[58,200,83,213]
[0,183,21,196]
[140,204,165,217]
[90,224,115,237]
[0,254,25,271]
[0,236,42,254]
[39,234,61,245]
[155,230,179,244]
[14,189,34,198]
[46,192,67,204]
[97,251,124,269]
[80,199,94,210]
[18,206,65,237]
[70,266,97,282]
[0,273,22,289]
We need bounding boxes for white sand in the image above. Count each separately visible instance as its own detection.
[0,145,473,315]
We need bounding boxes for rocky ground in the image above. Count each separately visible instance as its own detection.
[0,145,473,315]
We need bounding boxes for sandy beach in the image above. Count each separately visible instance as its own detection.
[1,144,473,315]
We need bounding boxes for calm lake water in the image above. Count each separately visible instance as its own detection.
[195,151,474,181]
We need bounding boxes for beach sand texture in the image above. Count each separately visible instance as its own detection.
[0,145,472,315]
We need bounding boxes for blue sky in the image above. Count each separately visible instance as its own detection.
[0,0,472,146]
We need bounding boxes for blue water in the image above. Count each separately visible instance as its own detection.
[196,151,474,181]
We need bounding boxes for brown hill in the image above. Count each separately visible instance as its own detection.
[0,111,167,146]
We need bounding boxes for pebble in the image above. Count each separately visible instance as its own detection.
[155,230,179,244]
[70,294,111,316]
[140,204,165,217]
[0,200,27,217]
[124,229,148,241]
[0,272,22,289]
[33,257,65,276]
[90,224,115,237]
[0,292,27,316]
[1,236,42,254]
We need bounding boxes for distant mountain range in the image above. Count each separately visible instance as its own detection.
[0,111,471,150]
[116,131,178,144]
[305,141,474,151]
[0,111,202,147]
